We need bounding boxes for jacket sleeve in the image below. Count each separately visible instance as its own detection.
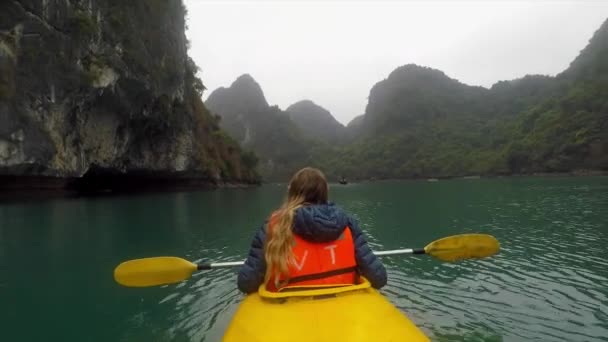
[237,224,267,294]
[348,216,388,289]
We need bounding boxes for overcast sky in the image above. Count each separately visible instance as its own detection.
[184,1,608,125]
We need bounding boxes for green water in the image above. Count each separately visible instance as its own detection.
[1,177,607,341]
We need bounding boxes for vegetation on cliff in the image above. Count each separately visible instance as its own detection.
[207,19,607,181]
[0,0,259,188]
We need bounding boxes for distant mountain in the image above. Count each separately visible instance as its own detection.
[207,19,608,181]
[344,114,365,142]
[559,18,608,82]
[315,19,608,179]
[360,64,488,136]
[205,74,269,144]
[347,114,365,129]
[501,19,608,173]
[286,100,345,144]
[486,75,555,119]
[206,74,309,180]
[312,65,494,178]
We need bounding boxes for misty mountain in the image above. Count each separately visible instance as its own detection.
[486,75,555,119]
[344,114,365,142]
[207,19,608,181]
[205,74,309,180]
[313,18,608,179]
[559,17,608,82]
[286,100,345,144]
[347,114,365,129]
[357,64,489,137]
[205,74,269,144]
[311,65,495,178]
[501,18,608,173]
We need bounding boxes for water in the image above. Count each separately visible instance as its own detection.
[1,177,607,341]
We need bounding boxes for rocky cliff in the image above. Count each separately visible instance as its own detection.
[0,0,259,191]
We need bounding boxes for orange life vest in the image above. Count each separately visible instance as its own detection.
[265,213,358,292]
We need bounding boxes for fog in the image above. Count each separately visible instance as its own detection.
[184,1,608,125]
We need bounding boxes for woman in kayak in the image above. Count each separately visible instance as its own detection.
[237,167,387,293]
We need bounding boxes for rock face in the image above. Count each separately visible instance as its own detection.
[0,0,259,190]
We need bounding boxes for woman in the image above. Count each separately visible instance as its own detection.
[237,167,387,293]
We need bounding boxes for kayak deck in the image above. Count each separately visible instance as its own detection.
[222,281,429,341]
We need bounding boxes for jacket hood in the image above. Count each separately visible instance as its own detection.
[292,203,351,242]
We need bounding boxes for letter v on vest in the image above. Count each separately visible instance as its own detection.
[293,250,308,271]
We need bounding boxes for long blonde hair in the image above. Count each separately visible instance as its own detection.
[264,167,329,285]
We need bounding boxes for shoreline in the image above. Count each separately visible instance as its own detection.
[0,175,259,203]
[1,169,605,202]
[322,170,608,184]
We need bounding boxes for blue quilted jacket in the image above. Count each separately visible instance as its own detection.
[237,203,387,293]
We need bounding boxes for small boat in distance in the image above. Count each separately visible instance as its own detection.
[339,176,348,185]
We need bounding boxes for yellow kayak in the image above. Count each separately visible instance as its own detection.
[222,278,430,341]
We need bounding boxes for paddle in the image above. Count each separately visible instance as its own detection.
[114,233,499,287]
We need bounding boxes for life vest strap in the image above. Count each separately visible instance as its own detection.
[286,266,358,285]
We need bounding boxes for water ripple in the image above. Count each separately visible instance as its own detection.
[117,178,608,341]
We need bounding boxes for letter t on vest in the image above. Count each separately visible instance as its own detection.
[324,245,338,265]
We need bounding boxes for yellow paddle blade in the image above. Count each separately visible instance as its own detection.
[424,234,500,262]
[113,257,197,287]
